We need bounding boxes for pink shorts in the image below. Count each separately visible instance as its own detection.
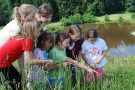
[84,67,103,83]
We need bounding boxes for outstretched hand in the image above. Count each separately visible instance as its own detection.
[87,68,98,74]
[62,62,70,67]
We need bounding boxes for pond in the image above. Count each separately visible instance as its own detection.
[60,22,135,57]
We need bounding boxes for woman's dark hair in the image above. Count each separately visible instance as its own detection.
[55,32,70,45]
[37,30,54,48]
[86,29,98,38]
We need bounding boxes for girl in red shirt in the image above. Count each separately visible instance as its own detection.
[0,20,54,90]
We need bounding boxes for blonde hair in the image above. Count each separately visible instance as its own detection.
[12,4,37,27]
[21,20,41,41]
[38,4,52,17]
[67,24,82,35]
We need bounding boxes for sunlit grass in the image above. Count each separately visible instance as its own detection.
[1,54,135,90]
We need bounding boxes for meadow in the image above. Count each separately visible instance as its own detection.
[0,12,135,90]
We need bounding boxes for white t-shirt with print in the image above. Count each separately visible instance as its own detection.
[0,19,21,47]
[81,38,108,68]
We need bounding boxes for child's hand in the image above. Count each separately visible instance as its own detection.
[62,62,70,67]
[87,68,98,74]
[88,62,96,68]
[95,58,101,64]
[46,60,55,67]
[78,56,82,62]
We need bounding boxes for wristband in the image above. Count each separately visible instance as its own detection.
[86,67,89,71]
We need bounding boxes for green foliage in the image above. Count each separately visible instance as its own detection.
[83,13,98,23]
[104,14,110,22]
[131,13,135,20]
[0,0,12,25]
[61,13,97,26]
[118,16,124,22]
[87,1,105,16]
[69,13,83,24]
[103,0,124,14]
[126,0,135,12]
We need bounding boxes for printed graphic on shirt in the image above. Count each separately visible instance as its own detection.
[88,47,101,60]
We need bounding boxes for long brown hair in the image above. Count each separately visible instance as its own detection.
[21,20,41,41]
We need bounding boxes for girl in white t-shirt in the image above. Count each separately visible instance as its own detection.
[81,29,108,83]
[0,4,37,47]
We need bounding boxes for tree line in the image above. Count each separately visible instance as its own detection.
[0,0,135,25]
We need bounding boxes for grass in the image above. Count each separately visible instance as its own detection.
[0,54,135,90]
[45,11,135,29]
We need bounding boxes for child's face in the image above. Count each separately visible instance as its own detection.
[88,38,97,44]
[43,40,53,49]
[40,14,52,24]
[61,38,70,49]
[25,10,36,20]
[70,32,81,42]
[36,27,41,37]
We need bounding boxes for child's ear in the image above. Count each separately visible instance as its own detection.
[68,33,72,36]
[41,40,44,45]
[23,14,27,20]
[58,41,61,46]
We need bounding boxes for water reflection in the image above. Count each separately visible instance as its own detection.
[60,22,135,57]
[109,45,135,57]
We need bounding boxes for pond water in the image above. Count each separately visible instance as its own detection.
[60,22,135,57]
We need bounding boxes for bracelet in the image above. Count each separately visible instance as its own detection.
[86,67,89,71]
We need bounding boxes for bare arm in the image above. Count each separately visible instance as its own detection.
[44,62,69,71]
[18,54,24,79]
[24,51,55,66]
[95,50,108,64]
[1,35,12,46]
[82,54,96,68]
[78,50,82,62]
[65,58,90,71]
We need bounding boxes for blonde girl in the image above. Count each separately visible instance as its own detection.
[0,4,37,47]
[0,20,54,90]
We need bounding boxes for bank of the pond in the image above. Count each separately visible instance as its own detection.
[46,12,134,30]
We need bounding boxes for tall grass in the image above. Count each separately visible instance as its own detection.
[0,54,135,90]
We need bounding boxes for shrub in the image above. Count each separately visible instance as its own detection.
[104,14,110,22]
[60,17,71,26]
[118,16,124,22]
[69,13,83,24]
[82,13,98,23]
[131,13,135,20]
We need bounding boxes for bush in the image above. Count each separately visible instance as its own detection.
[60,17,71,26]
[87,1,105,16]
[82,13,98,23]
[118,16,124,22]
[69,13,83,24]
[131,13,135,20]
[104,14,110,22]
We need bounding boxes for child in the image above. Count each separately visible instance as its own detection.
[35,4,52,31]
[66,24,84,85]
[29,30,55,88]
[81,29,108,83]
[0,20,54,90]
[48,32,96,89]
[0,4,37,47]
